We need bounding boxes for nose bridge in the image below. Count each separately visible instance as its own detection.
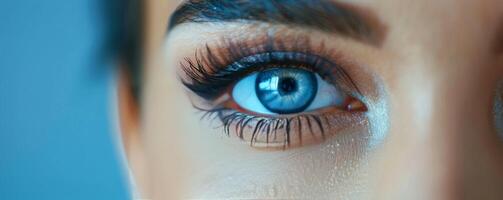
[371,1,503,198]
[394,54,503,200]
[429,64,484,199]
[374,51,503,200]
[418,5,503,198]
[432,60,503,199]
[405,62,463,200]
[372,61,457,200]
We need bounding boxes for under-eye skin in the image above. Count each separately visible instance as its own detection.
[179,35,368,149]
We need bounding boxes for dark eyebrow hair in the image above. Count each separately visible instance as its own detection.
[168,0,386,46]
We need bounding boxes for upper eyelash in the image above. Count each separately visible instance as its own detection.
[179,35,362,100]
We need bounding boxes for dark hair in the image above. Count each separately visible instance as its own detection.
[126,0,144,100]
[108,0,145,100]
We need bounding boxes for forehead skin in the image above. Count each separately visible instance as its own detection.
[141,0,503,199]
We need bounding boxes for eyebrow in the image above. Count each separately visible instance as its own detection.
[168,0,386,46]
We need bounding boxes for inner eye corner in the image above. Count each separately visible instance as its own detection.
[344,96,368,113]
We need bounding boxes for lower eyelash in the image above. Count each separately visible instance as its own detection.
[198,107,330,148]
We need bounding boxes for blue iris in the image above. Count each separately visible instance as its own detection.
[255,68,318,114]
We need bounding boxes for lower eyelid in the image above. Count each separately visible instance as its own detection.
[208,109,368,149]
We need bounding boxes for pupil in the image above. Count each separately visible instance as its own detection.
[279,77,297,95]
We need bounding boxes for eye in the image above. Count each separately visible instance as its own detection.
[232,67,347,115]
[178,37,369,148]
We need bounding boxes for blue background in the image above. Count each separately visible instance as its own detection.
[0,0,131,199]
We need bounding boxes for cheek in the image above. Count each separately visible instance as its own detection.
[178,117,374,199]
[140,58,194,199]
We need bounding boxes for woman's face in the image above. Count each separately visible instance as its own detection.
[127,0,503,199]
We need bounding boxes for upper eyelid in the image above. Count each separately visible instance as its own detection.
[179,35,362,101]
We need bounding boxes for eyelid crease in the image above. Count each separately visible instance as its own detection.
[179,34,363,101]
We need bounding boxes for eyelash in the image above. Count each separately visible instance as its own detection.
[180,35,364,147]
[199,107,330,147]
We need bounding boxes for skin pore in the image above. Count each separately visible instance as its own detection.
[120,0,503,199]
